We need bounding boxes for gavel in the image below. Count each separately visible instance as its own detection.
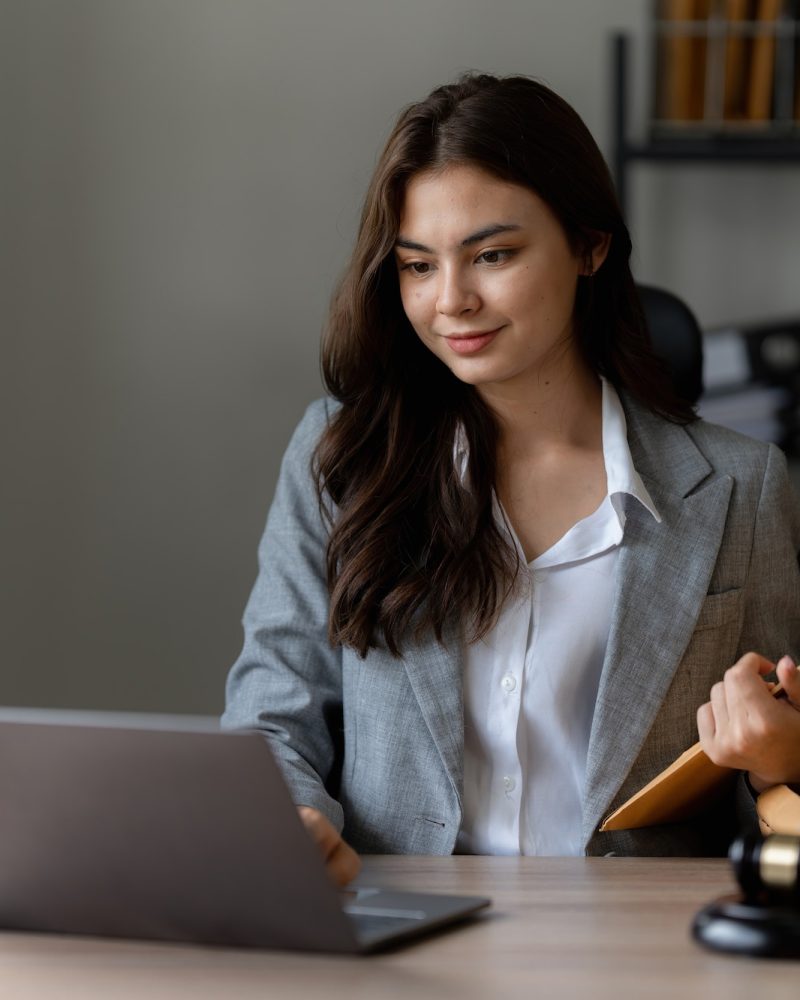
[730,832,800,903]
[692,832,800,957]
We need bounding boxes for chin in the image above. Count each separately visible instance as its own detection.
[446,362,511,388]
[445,369,491,388]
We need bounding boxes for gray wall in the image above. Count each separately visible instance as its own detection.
[4,1,799,713]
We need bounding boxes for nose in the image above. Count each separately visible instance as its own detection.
[436,265,480,317]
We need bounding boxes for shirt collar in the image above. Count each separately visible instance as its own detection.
[601,378,661,525]
[452,379,661,525]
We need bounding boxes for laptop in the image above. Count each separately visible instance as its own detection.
[0,708,489,953]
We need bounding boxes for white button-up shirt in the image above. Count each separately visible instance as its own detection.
[456,380,660,856]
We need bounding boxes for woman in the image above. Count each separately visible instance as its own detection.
[222,74,800,883]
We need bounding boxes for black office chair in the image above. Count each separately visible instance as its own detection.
[637,284,704,406]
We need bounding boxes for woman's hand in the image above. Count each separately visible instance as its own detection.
[297,806,361,886]
[697,652,800,792]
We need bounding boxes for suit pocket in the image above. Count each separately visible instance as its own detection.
[693,588,743,632]
[686,589,744,709]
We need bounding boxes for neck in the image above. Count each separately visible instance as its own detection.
[478,358,603,454]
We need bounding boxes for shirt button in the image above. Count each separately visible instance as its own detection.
[501,675,516,693]
[503,775,516,792]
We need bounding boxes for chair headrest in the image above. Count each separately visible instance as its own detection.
[637,284,704,405]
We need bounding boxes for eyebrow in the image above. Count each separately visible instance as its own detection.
[395,223,523,253]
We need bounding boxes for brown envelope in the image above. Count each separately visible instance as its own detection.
[601,682,785,832]
[600,740,735,831]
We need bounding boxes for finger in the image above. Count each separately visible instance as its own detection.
[722,656,777,718]
[709,680,729,730]
[297,807,361,886]
[721,671,749,723]
[776,655,800,710]
[297,806,340,857]
[327,840,362,886]
[746,651,778,678]
[728,651,775,682]
[696,700,716,747]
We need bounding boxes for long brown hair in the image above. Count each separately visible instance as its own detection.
[316,73,693,657]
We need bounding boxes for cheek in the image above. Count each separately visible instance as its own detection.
[400,286,431,326]
[516,263,578,314]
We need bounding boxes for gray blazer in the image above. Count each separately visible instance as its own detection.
[222,394,800,856]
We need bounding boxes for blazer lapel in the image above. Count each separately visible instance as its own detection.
[582,399,734,844]
[401,619,464,805]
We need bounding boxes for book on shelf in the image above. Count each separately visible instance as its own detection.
[723,0,752,120]
[653,0,800,132]
[657,0,713,121]
[795,0,800,119]
[747,0,783,121]
[774,0,798,119]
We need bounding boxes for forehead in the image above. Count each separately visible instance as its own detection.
[398,163,552,238]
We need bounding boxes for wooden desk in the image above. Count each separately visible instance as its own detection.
[0,856,796,999]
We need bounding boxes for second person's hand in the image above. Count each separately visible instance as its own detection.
[697,652,800,792]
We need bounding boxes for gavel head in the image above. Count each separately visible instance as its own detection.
[729,832,800,904]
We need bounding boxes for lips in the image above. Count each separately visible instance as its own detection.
[444,328,501,356]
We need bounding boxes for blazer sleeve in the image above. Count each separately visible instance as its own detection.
[221,398,345,831]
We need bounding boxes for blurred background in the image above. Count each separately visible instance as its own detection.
[3,0,799,713]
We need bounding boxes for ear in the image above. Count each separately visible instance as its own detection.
[580,231,612,276]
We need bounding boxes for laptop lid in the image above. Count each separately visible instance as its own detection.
[0,709,488,952]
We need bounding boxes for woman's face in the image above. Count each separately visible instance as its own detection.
[395,163,604,399]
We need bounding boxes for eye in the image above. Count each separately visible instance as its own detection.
[476,248,515,266]
[399,260,433,276]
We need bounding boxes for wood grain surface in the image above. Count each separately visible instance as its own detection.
[0,856,796,999]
